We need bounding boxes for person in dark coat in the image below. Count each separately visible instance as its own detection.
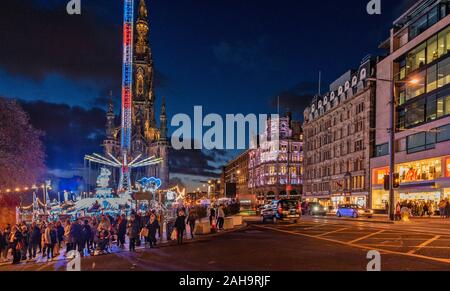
[29,222,41,259]
[70,220,82,253]
[187,211,196,239]
[56,221,64,249]
[209,207,216,226]
[39,222,46,256]
[81,220,92,255]
[0,227,7,262]
[146,213,160,248]
[142,212,150,244]
[20,225,30,260]
[117,214,127,248]
[127,215,140,252]
[9,225,23,264]
[174,210,186,245]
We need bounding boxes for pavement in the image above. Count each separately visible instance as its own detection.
[0,222,247,270]
[2,216,450,271]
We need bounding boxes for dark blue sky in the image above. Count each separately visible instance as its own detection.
[0,0,416,190]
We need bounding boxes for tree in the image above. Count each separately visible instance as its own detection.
[0,97,46,190]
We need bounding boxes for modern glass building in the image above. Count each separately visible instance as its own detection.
[370,0,450,211]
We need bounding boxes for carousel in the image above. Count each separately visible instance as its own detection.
[17,167,186,225]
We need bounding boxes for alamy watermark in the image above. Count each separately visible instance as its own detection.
[367,0,381,15]
[66,250,81,271]
[366,250,381,271]
[67,0,81,15]
[171,106,280,151]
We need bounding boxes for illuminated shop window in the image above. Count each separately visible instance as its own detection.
[373,167,389,185]
[396,158,442,183]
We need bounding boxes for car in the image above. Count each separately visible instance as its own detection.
[307,202,328,216]
[336,204,373,218]
[274,199,301,223]
[261,204,276,222]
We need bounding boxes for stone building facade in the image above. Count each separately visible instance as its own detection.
[303,57,376,209]
[103,0,169,189]
[248,114,303,206]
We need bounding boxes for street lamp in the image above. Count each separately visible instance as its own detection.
[367,76,419,221]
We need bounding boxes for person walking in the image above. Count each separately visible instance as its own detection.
[70,220,82,254]
[29,222,41,260]
[43,223,57,261]
[395,202,401,221]
[40,222,46,257]
[187,210,196,239]
[444,199,450,218]
[146,213,159,248]
[64,220,72,254]
[217,205,225,230]
[174,210,186,245]
[56,221,64,252]
[20,225,30,261]
[0,227,7,262]
[209,207,216,226]
[127,214,140,252]
[81,220,92,256]
[117,214,127,249]
[9,225,23,264]
[91,220,98,252]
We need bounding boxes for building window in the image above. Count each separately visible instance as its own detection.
[409,5,448,40]
[437,123,450,142]
[426,94,437,122]
[437,57,450,88]
[406,70,426,101]
[354,140,363,152]
[405,99,425,127]
[374,143,388,157]
[397,157,442,182]
[406,131,436,154]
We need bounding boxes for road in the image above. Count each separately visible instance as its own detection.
[2,217,450,271]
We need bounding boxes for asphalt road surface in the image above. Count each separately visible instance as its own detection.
[2,217,450,271]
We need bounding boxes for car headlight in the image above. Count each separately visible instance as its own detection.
[313,207,319,211]
[357,210,365,214]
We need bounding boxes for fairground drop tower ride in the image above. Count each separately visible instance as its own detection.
[85,0,169,195]
[120,0,135,192]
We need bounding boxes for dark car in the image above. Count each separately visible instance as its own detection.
[274,199,301,223]
[308,202,328,216]
[336,204,373,218]
[261,204,276,223]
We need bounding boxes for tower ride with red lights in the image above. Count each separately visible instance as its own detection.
[84,0,163,195]
[119,0,135,192]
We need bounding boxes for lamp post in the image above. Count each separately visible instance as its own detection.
[367,76,419,221]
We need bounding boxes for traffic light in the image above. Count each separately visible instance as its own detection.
[383,175,390,191]
[393,173,400,189]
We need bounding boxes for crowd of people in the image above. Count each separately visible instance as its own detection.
[394,199,450,219]
[0,204,229,266]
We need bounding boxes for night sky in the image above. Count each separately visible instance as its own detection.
[0,0,416,190]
